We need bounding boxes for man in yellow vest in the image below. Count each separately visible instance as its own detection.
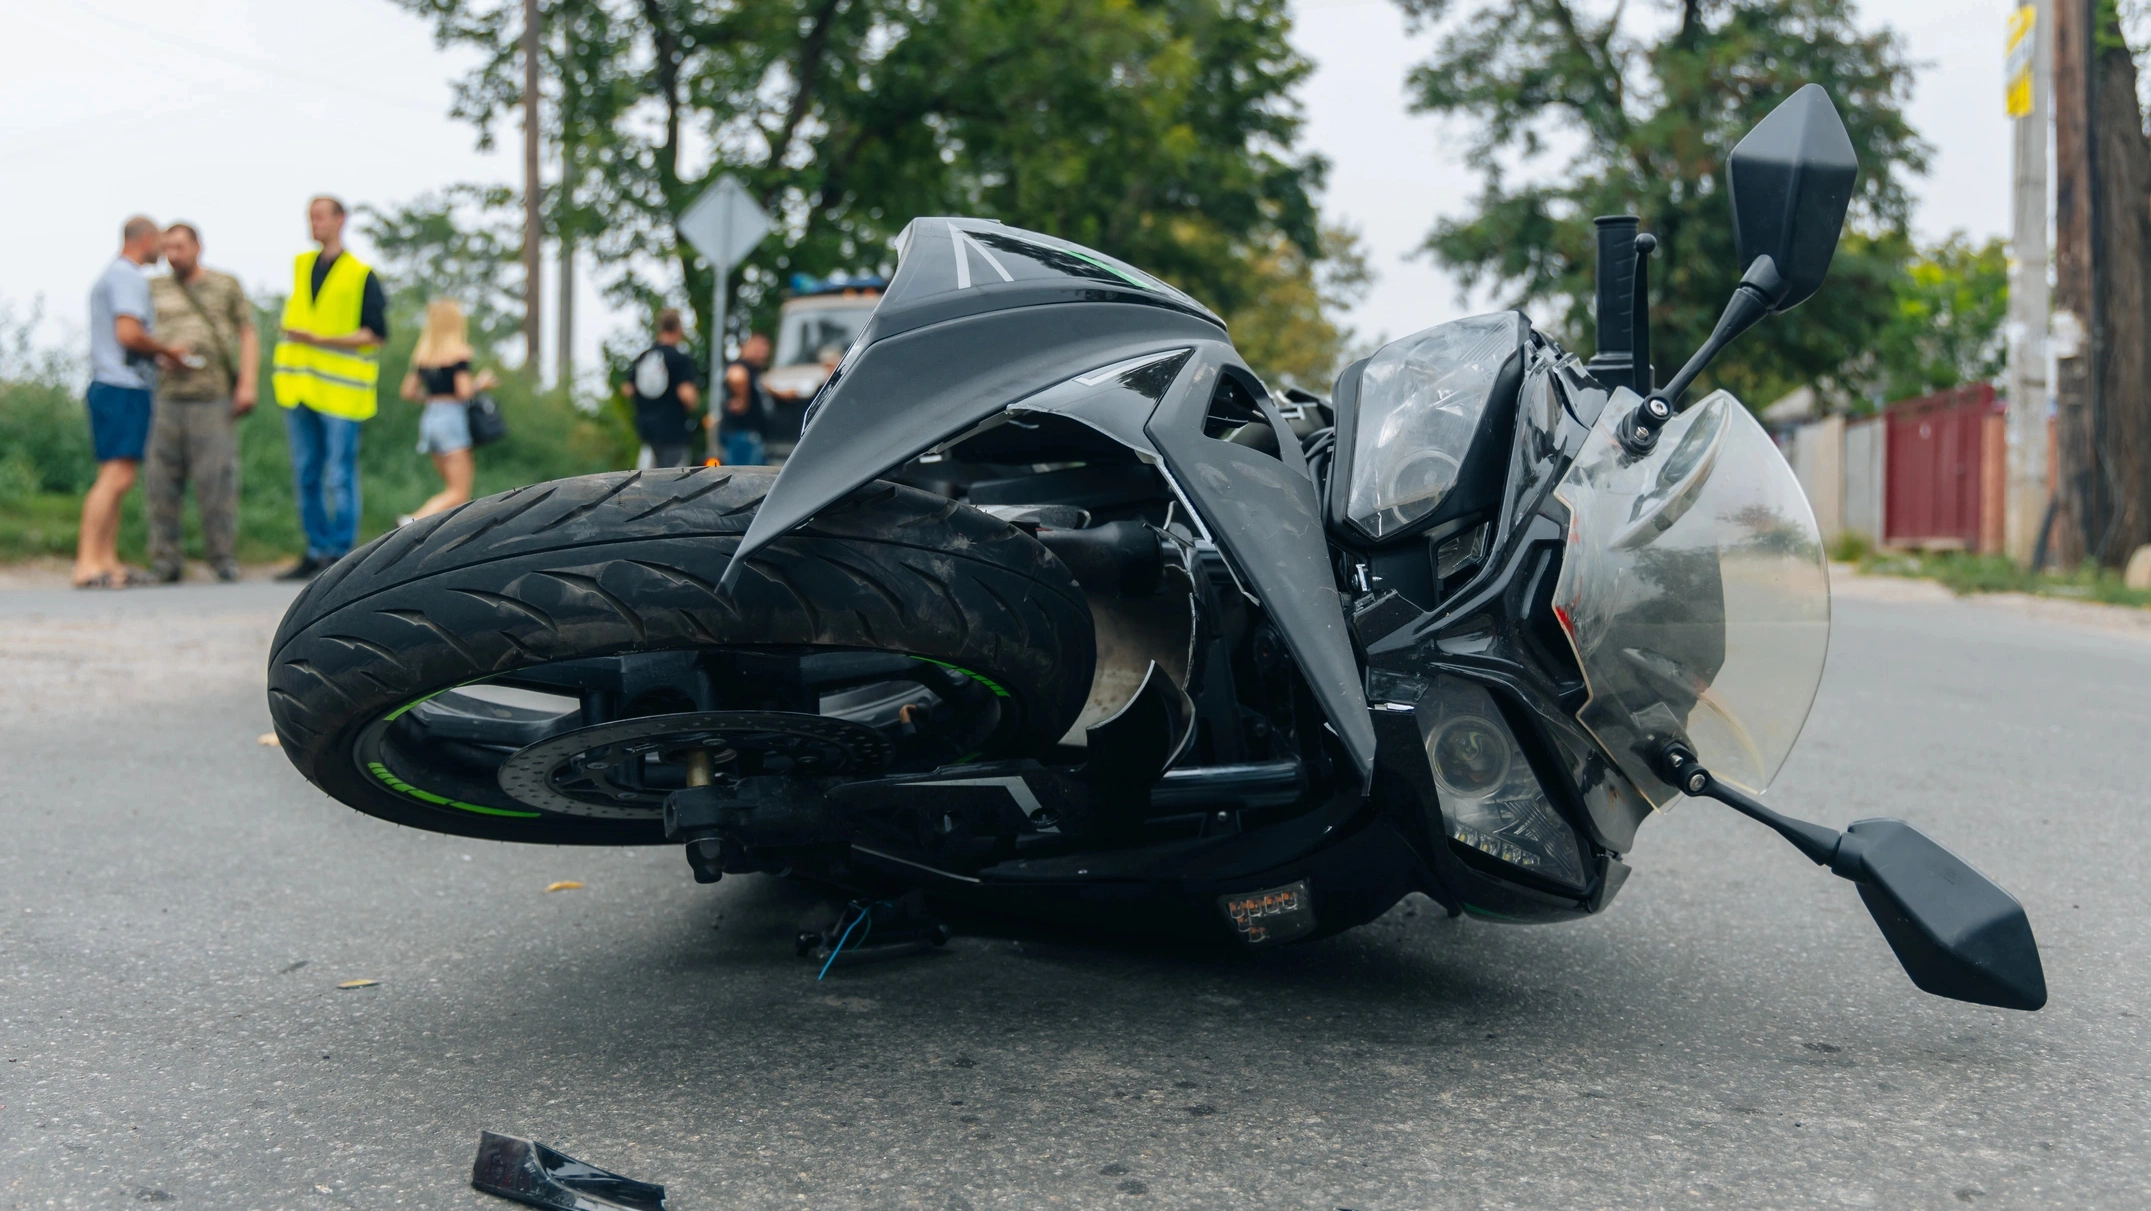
[272,194,387,580]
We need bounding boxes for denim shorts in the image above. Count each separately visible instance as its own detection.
[416,400,471,454]
[86,381,153,462]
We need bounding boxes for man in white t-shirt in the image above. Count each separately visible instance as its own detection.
[76,216,192,589]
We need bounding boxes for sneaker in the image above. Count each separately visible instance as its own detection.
[275,556,325,582]
[213,563,242,583]
[149,565,184,585]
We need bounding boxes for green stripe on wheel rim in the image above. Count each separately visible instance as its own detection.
[909,656,1011,697]
[382,678,481,722]
[366,760,541,818]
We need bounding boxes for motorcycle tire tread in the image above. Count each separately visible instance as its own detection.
[266,467,1095,845]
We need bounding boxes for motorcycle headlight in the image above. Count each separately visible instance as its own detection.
[1419,676,1589,893]
[1343,313,1526,540]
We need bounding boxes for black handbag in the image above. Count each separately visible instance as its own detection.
[466,392,508,447]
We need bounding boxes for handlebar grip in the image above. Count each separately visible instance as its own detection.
[1588,215,1639,391]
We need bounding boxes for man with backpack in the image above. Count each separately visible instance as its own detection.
[147,222,258,583]
[622,309,703,468]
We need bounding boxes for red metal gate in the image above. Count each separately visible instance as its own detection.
[1883,384,2006,551]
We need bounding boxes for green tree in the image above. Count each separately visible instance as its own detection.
[391,0,1358,382]
[1398,0,1928,406]
[357,186,526,352]
[1857,234,2008,406]
[1225,224,1374,389]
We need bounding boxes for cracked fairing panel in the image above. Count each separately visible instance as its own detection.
[720,218,1228,581]
[1145,345,1375,780]
[712,219,1371,781]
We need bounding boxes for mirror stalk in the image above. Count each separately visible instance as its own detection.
[1618,257,1783,455]
[1659,742,1839,865]
[1654,743,2048,1011]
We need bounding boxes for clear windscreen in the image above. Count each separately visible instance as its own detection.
[1551,390,1830,808]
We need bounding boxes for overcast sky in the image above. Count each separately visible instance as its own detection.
[2,0,2013,382]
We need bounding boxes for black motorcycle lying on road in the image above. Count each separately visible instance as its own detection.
[269,86,2045,1010]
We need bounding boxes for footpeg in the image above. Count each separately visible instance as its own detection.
[664,776,849,882]
[682,836,728,885]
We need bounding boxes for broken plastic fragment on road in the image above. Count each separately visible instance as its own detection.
[335,979,378,989]
[545,881,585,893]
[471,1130,667,1211]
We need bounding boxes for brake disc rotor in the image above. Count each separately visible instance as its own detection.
[496,711,891,818]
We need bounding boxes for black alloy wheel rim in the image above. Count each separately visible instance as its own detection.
[349,646,1016,822]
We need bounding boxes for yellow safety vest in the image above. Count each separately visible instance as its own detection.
[273,251,380,420]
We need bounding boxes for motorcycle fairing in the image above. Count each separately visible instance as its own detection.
[722,218,1227,584]
[999,348,1193,471]
[717,218,1374,780]
[875,218,1222,338]
[1142,345,1376,780]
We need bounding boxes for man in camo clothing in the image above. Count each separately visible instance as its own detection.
[147,222,258,582]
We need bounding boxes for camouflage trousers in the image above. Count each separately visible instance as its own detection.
[146,397,240,577]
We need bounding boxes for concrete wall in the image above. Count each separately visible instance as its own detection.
[1843,416,1886,546]
[1790,415,1846,541]
[1788,413,1887,550]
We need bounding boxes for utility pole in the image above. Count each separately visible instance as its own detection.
[557,233,575,389]
[522,0,543,375]
[2050,0,2093,568]
[557,135,576,389]
[2005,2,2052,567]
[554,16,576,391]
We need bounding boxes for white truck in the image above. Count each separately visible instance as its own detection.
[758,282,882,459]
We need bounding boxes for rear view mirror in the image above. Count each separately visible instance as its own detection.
[1835,818,2048,1011]
[1672,750,2048,1012]
[1618,83,1862,447]
[1727,83,1858,312]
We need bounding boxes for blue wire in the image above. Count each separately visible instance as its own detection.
[817,903,870,980]
[855,900,890,952]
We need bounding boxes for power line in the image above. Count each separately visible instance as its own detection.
[59,2,447,118]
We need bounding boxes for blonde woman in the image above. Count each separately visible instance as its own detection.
[398,300,496,520]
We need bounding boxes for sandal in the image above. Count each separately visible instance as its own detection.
[71,571,117,589]
[121,568,158,587]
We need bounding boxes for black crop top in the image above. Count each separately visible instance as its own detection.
[416,360,470,399]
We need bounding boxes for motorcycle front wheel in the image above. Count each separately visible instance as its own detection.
[266,467,1096,845]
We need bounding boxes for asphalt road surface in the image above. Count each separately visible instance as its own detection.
[3,575,2147,1210]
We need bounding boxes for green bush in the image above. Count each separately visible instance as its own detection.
[1827,529,1874,564]
[0,450,39,503]
[0,378,98,494]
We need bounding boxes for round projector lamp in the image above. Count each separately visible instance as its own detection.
[1428,713,1511,800]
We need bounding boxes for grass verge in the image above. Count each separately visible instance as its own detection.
[1849,538,2151,610]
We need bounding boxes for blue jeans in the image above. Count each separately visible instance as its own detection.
[722,430,765,467]
[285,404,363,559]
